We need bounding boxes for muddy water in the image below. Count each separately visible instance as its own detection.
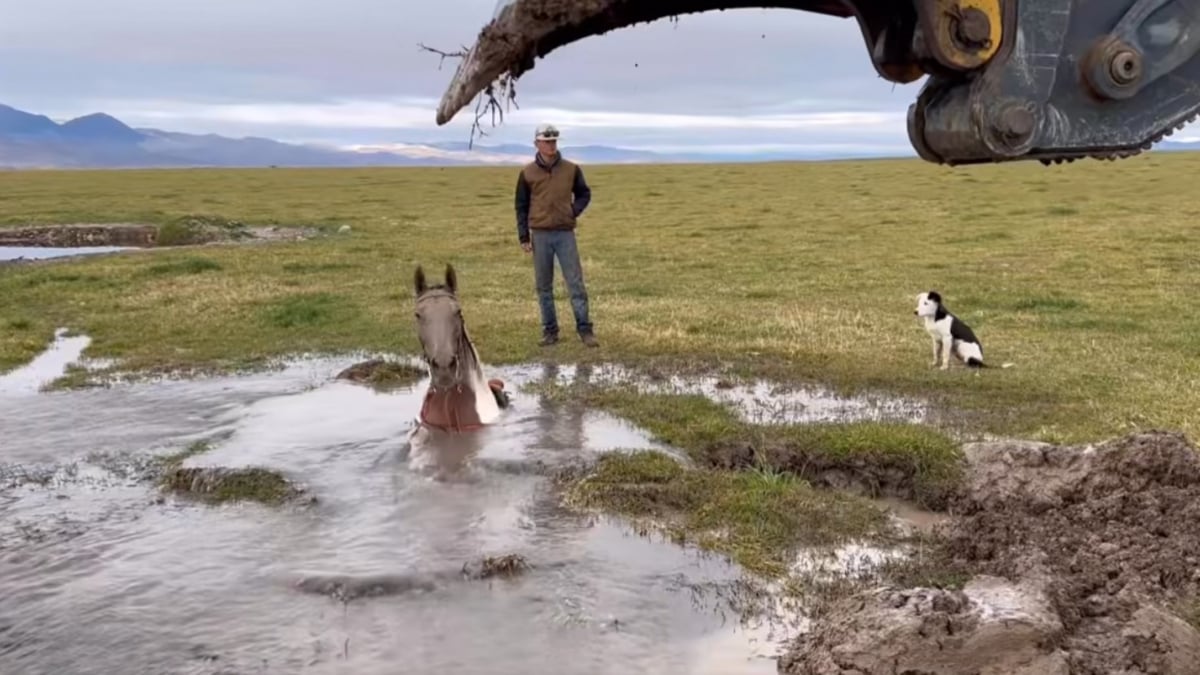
[575,363,931,425]
[0,245,133,262]
[1,344,792,674]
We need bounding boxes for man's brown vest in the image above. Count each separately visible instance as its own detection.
[522,156,579,231]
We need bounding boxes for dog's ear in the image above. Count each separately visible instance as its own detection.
[444,263,457,295]
[414,265,427,296]
[927,291,941,304]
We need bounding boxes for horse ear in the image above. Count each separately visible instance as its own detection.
[414,265,427,296]
[444,263,457,294]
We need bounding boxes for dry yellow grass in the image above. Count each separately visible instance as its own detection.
[1,153,1198,443]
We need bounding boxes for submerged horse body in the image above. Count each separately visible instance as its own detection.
[411,263,510,435]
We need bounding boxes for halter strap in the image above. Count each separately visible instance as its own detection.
[417,380,508,433]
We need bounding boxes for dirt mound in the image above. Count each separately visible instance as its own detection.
[0,224,158,247]
[0,218,322,252]
[161,466,313,506]
[293,554,536,602]
[335,358,425,390]
[781,430,1200,674]
[462,553,531,579]
[945,430,1200,673]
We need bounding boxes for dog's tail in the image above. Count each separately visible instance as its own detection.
[967,358,1016,369]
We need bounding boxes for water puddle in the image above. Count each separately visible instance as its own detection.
[0,329,94,396]
[871,495,951,535]
[548,363,930,425]
[0,245,133,263]
[1,343,799,674]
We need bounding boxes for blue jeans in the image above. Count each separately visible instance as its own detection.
[531,229,592,335]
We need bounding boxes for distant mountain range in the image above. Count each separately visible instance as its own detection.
[1,102,1197,169]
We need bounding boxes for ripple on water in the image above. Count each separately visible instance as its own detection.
[1,349,787,674]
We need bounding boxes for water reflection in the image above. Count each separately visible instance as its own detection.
[0,246,132,262]
[534,362,591,455]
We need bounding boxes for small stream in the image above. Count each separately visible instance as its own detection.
[1,338,803,674]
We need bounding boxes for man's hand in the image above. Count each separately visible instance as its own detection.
[521,242,532,253]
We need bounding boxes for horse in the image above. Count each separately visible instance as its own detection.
[401,263,512,480]
[411,262,510,432]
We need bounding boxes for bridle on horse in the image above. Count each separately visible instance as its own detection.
[414,288,484,433]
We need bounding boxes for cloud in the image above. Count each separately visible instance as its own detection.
[92,97,902,132]
[43,95,911,153]
[0,1,925,155]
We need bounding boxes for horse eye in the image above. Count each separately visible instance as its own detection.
[414,312,421,319]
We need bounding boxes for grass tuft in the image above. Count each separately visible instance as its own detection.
[335,358,426,390]
[160,466,302,505]
[564,450,893,577]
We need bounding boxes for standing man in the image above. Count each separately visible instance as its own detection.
[514,123,599,348]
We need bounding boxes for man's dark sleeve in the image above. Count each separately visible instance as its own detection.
[515,172,531,244]
[571,166,591,217]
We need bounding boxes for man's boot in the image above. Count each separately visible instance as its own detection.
[540,332,559,347]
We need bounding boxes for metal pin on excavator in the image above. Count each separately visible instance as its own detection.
[431,0,1200,166]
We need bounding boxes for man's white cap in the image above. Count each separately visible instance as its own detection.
[534,123,560,141]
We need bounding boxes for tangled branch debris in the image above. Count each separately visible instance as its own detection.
[417,42,519,149]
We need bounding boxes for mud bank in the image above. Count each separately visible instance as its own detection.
[707,436,958,510]
[0,223,159,247]
[0,217,324,253]
[780,430,1200,674]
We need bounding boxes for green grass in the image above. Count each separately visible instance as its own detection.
[563,449,893,577]
[535,382,964,508]
[160,466,303,505]
[1,156,1199,442]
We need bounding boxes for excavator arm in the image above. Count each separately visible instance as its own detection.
[432,0,1200,165]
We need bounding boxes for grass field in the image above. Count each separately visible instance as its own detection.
[2,153,1199,445]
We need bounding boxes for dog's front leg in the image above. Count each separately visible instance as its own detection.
[930,337,941,367]
[940,337,954,369]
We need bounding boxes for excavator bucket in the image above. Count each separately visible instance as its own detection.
[433,0,1200,166]
[434,1,854,126]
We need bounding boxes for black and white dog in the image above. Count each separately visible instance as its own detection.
[914,291,1009,370]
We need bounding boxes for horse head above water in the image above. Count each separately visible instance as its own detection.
[414,263,468,391]
[412,263,508,434]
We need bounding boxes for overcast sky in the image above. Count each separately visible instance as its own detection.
[0,0,929,154]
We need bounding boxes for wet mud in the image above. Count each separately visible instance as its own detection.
[0,223,160,248]
[707,437,953,508]
[781,430,1200,674]
[437,0,790,124]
